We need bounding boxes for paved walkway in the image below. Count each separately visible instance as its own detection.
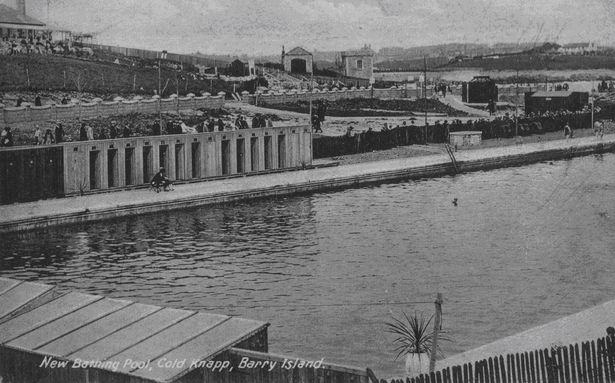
[441,95,491,117]
[1,134,613,232]
[435,298,615,370]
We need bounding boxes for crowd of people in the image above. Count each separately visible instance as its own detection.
[0,110,279,147]
[1,127,14,147]
[0,35,92,57]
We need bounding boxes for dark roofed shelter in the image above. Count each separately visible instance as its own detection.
[228,59,247,77]
[462,76,498,103]
[524,91,589,114]
[0,277,269,383]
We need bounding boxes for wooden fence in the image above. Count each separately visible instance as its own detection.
[312,110,608,159]
[385,334,615,383]
[203,348,376,383]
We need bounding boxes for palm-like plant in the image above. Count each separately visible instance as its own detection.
[385,312,449,360]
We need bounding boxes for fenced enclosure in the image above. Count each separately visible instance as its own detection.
[385,333,615,383]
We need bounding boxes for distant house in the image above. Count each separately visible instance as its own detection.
[340,45,375,80]
[228,59,247,77]
[557,42,599,55]
[524,91,589,114]
[0,0,47,39]
[282,46,313,74]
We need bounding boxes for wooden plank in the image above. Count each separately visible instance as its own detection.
[39,303,160,357]
[507,355,514,383]
[488,358,495,383]
[581,342,594,383]
[606,337,615,382]
[113,312,229,374]
[516,353,522,383]
[539,349,547,383]
[444,367,452,383]
[568,345,576,383]
[596,339,604,383]
[133,317,267,382]
[555,348,565,383]
[526,351,533,383]
[0,277,20,295]
[69,307,192,361]
[452,366,461,383]
[528,351,536,383]
[499,356,506,383]
[598,338,609,383]
[532,350,546,383]
[493,356,501,383]
[591,341,599,383]
[0,292,100,344]
[519,353,525,383]
[8,298,131,351]
[0,281,53,319]
[574,343,584,383]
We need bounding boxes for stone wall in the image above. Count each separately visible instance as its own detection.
[244,87,434,105]
[0,95,225,126]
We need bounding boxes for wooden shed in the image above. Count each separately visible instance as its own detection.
[462,76,498,103]
[0,277,269,383]
[449,131,482,148]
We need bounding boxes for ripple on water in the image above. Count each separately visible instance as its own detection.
[1,154,615,376]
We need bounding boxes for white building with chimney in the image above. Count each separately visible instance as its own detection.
[0,0,47,39]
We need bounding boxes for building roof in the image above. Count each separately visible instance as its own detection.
[0,277,269,383]
[530,91,575,98]
[0,4,45,27]
[341,46,375,57]
[560,42,594,49]
[285,46,312,56]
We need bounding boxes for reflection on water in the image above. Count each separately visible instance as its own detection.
[1,154,615,376]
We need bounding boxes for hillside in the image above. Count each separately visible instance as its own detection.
[442,53,615,71]
[0,55,259,97]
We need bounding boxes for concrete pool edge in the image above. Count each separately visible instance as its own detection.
[1,135,614,234]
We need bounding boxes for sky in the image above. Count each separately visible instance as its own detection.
[8,0,615,55]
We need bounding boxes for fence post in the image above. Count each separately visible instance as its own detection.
[429,293,443,373]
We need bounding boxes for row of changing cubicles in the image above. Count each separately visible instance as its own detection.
[0,125,312,205]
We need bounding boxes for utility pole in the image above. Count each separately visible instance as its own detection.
[515,68,519,143]
[309,72,314,165]
[429,293,443,373]
[423,56,428,144]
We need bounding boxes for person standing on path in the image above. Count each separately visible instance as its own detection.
[563,123,573,139]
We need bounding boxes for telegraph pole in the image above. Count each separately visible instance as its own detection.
[423,56,428,144]
[515,68,519,142]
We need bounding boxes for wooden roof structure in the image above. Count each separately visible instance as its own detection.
[0,3,46,29]
[0,277,268,383]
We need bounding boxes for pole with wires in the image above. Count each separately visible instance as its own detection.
[423,56,428,144]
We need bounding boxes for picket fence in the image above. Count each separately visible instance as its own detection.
[385,334,615,383]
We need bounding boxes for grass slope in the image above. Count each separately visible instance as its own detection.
[0,55,253,96]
